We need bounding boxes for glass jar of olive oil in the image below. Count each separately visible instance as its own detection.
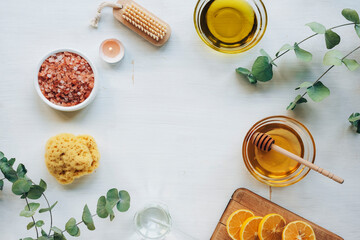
[243,116,316,187]
[194,0,267,53]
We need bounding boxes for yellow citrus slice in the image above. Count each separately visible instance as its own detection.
[258,213,286,240]
[226,209,255,240]
[240,216,263,240]
[282,221,316,240]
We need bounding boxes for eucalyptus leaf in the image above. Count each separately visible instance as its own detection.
[22,238,34,240]
[117,190,131,212]
[306,22,326,34]
[0,179,3,191]
[0,161,18,183]
[294,43,312,62]
[235,67,251,75]
[342,59,360,71]
[97,196,108,219]
[260,49,276,66]
[53,233,67,240]
[251,56,273,82]
[16,164,27,178]
[36,220,45,227]
[349,113,360,133]
[307,81,330,102]
[107,188,120,206]
[65,218,80,237]
[27,185,45,200]
[20,203,40,217]
[236,67,257,84]
[323,50,343,66]
[39,201,58,213]
[276,43,294,57]
[287,95,307,110]
[355,24,360,38]
[41,228,48,236]
[39,179,47,190]
[37,237,48,240]
[341,8,360,24]
[0,152,4,159]
[82,205,95,231]
[12,178,31,195]
[325,29,341,49]
[295,82,313,90]
[8,158,15,166]
[27,222,35,230]
[51,226,63,235]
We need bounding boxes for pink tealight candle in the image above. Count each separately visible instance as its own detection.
[100,39,125,63]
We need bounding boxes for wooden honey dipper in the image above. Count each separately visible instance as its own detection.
[252,132,344,184]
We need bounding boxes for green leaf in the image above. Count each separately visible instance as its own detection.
[236,67,250,75]
[342,59,360,71]
[260,49,276,66]
[287,95,308,110]
[53,233,67,240]
[236,67,257,84]
[306,22,326,34]
[12,178,31,195]
[65,218,80,237]
[325,29,341,49]
[117,190,131,212]
[342,8,360,24]
[41,228,48,236]
[22,238,34,240]
[323,50,343,66]
[27,185,45,200]
[0,152,4,159]
[20,203,40,217]
[0,179,3,191]
[276,43,294,57]
[16,164,27,178]
[39,179,47,190]
[39,201,58,213]
[27,222,35,230]
[307,81,330,102]
[349,113,360,133]
[294,43,312,62]
[8,158,15,166]
[251,56,273,82]
[96,196,108,218]
[82,205,95,231]
[36,220,45,227]
[51,226,63,235]
[107,188,120,206]
[295,82,313,90]
[0,161,18,183]
[38,237,48,240]
[355,24,360,38]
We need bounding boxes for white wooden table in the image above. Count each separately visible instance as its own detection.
[0,0,359,239]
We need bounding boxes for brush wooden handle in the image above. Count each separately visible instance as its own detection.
[252,132,344,184]
[271,145,344,184]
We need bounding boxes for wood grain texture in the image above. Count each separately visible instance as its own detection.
[211,188,343,240]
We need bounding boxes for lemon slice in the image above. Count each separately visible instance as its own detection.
[226,209,255,240]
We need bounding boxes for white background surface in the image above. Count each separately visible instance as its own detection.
[0,0,359,239]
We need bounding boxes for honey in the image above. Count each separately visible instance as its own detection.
[247,123,304,179]
[199,0,257,48]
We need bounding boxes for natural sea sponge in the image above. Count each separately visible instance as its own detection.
[45,133,100,184]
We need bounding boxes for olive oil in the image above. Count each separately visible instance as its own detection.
[247,123,304,178]
[200,0,257,48]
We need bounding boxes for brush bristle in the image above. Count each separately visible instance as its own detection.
[122,3,167,42]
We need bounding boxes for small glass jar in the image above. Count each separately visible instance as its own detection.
[193,0,267,54]
[242,116,316,187]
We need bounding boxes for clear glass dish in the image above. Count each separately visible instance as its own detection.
[242,116,316,187]
[194,0,267,54]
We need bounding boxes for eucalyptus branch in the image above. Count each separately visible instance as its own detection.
[0,151,131,240]
[25,197,39,238]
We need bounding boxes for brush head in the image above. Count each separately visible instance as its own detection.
[113,0,171,46]
[252,132,275,152]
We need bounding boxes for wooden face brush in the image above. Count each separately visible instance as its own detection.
[252,132,344,184]
[91,1,171,47]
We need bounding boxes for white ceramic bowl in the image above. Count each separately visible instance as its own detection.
[34,49,98,112]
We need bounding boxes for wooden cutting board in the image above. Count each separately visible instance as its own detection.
[211,188,343,240]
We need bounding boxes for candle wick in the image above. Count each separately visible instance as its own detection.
[109,47,113,51]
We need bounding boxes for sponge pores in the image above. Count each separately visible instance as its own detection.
[45,133,100,184]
